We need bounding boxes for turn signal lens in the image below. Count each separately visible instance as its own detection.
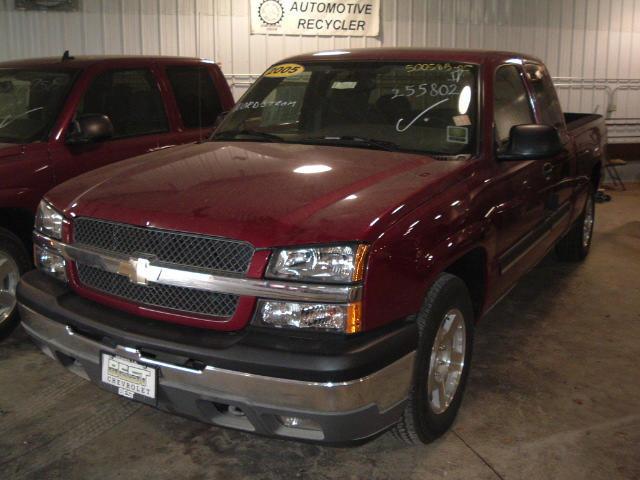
[254,300,362,334]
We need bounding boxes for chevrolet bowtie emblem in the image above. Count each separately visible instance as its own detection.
[117,256,158,286]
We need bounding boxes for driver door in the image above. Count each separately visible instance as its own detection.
[50,66,171,184]
[487,64,549,295]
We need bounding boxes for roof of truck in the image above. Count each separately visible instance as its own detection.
[279,48,543,65]
[0,55,216,69]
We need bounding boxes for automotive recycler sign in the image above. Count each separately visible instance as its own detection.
[251,0,380,36]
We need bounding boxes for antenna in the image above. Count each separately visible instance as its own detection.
[198,66,203,143]
[61,50,74,61]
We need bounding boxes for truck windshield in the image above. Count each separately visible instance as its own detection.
[214,61,477,156]
[0,69,76,143]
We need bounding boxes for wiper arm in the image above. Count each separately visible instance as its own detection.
[299,135,401,152]
[0,107,44,129]
[211,129,284,142]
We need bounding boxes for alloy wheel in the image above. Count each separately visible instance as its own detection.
[427,308,467,414]
[0,250,20,325]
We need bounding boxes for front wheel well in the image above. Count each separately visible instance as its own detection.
[0,207,35,251]
[442,248,487,318]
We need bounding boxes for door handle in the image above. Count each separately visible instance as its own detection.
[542,162,554,177]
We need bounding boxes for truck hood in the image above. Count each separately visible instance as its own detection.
[47,141,467,247]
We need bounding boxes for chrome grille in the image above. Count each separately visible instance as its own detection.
[72,218,253,318]
[74,218,254,274]
[77,264,238,317]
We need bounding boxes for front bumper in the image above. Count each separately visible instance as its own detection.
[17,271,416,443]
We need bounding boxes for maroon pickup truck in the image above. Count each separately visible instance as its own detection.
[0,54,234,335]
[17,49,605,445]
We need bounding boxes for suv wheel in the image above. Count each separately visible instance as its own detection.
[392,273,474,445]
[555,189,595,261]
[0,227,30,338]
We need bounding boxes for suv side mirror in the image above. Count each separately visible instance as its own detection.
[497,124,563,161]
[67,114,114,144]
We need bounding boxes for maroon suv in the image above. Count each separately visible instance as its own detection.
[0,54,233,335]
[17,49,605,444]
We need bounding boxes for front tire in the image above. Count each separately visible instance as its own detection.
[392,273,474,445]
[555,189,595,261]
[0,227,30,339]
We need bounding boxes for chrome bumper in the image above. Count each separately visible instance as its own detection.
[19,304,414,441]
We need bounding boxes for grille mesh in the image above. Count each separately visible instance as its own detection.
[77,264,238,317]
[74,218,254,274]
[72,217,253,318]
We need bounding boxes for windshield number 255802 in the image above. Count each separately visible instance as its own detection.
[391,83,458,99]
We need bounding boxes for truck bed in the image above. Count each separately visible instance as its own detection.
[565,113,604,132]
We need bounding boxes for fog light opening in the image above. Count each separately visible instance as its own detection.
[228,405,246,417]
[277,415,321,431]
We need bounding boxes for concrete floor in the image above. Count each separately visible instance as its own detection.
[1,188,639,480]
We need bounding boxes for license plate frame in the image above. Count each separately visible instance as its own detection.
[100,352,157,406]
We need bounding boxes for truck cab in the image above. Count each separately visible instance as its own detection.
[0,55,234,335]
[16,49,605,445]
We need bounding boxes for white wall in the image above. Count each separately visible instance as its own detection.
[1,0,639,142]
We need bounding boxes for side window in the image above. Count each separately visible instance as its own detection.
[494,65,534,145]
[77,69,168,138]
[525,63,565,130]
[166,66,223,128]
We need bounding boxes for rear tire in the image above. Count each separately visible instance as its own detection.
[392,273,474,445]
[555,189,595,262]
[0,227,31,339]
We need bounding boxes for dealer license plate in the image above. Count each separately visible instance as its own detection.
[101,353,157,405]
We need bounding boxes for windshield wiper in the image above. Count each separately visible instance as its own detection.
[298,135,401,152]
[0,107,44,129]
[212,129,284,143]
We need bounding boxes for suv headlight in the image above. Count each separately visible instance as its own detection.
[35,200,64,240]
[257,244,368,333]
[265,244,369,283]
[34,200,67,282]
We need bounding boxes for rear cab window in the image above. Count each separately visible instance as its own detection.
[76,68,168,139]
[166,66,223,129]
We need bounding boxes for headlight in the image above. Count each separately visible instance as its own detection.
[35,200,64,240]
[266,244,369,283]
[34,244,67,282]
[254,300,361,333]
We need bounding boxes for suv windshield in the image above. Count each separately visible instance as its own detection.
[0,69,76,143]
[214,61,477,156]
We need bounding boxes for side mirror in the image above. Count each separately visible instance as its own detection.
[67,114,114,144]
[497,124,563,161]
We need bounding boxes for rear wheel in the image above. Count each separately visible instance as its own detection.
[392,273,474,445]
[0,227,30,339]
[555,189,595,261]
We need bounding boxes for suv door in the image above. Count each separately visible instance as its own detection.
[52,66,172,183]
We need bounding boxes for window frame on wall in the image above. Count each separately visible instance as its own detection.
[75,67,169,140]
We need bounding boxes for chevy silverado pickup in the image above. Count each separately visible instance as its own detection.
[0,54,233,336]
[17,49,605,445]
